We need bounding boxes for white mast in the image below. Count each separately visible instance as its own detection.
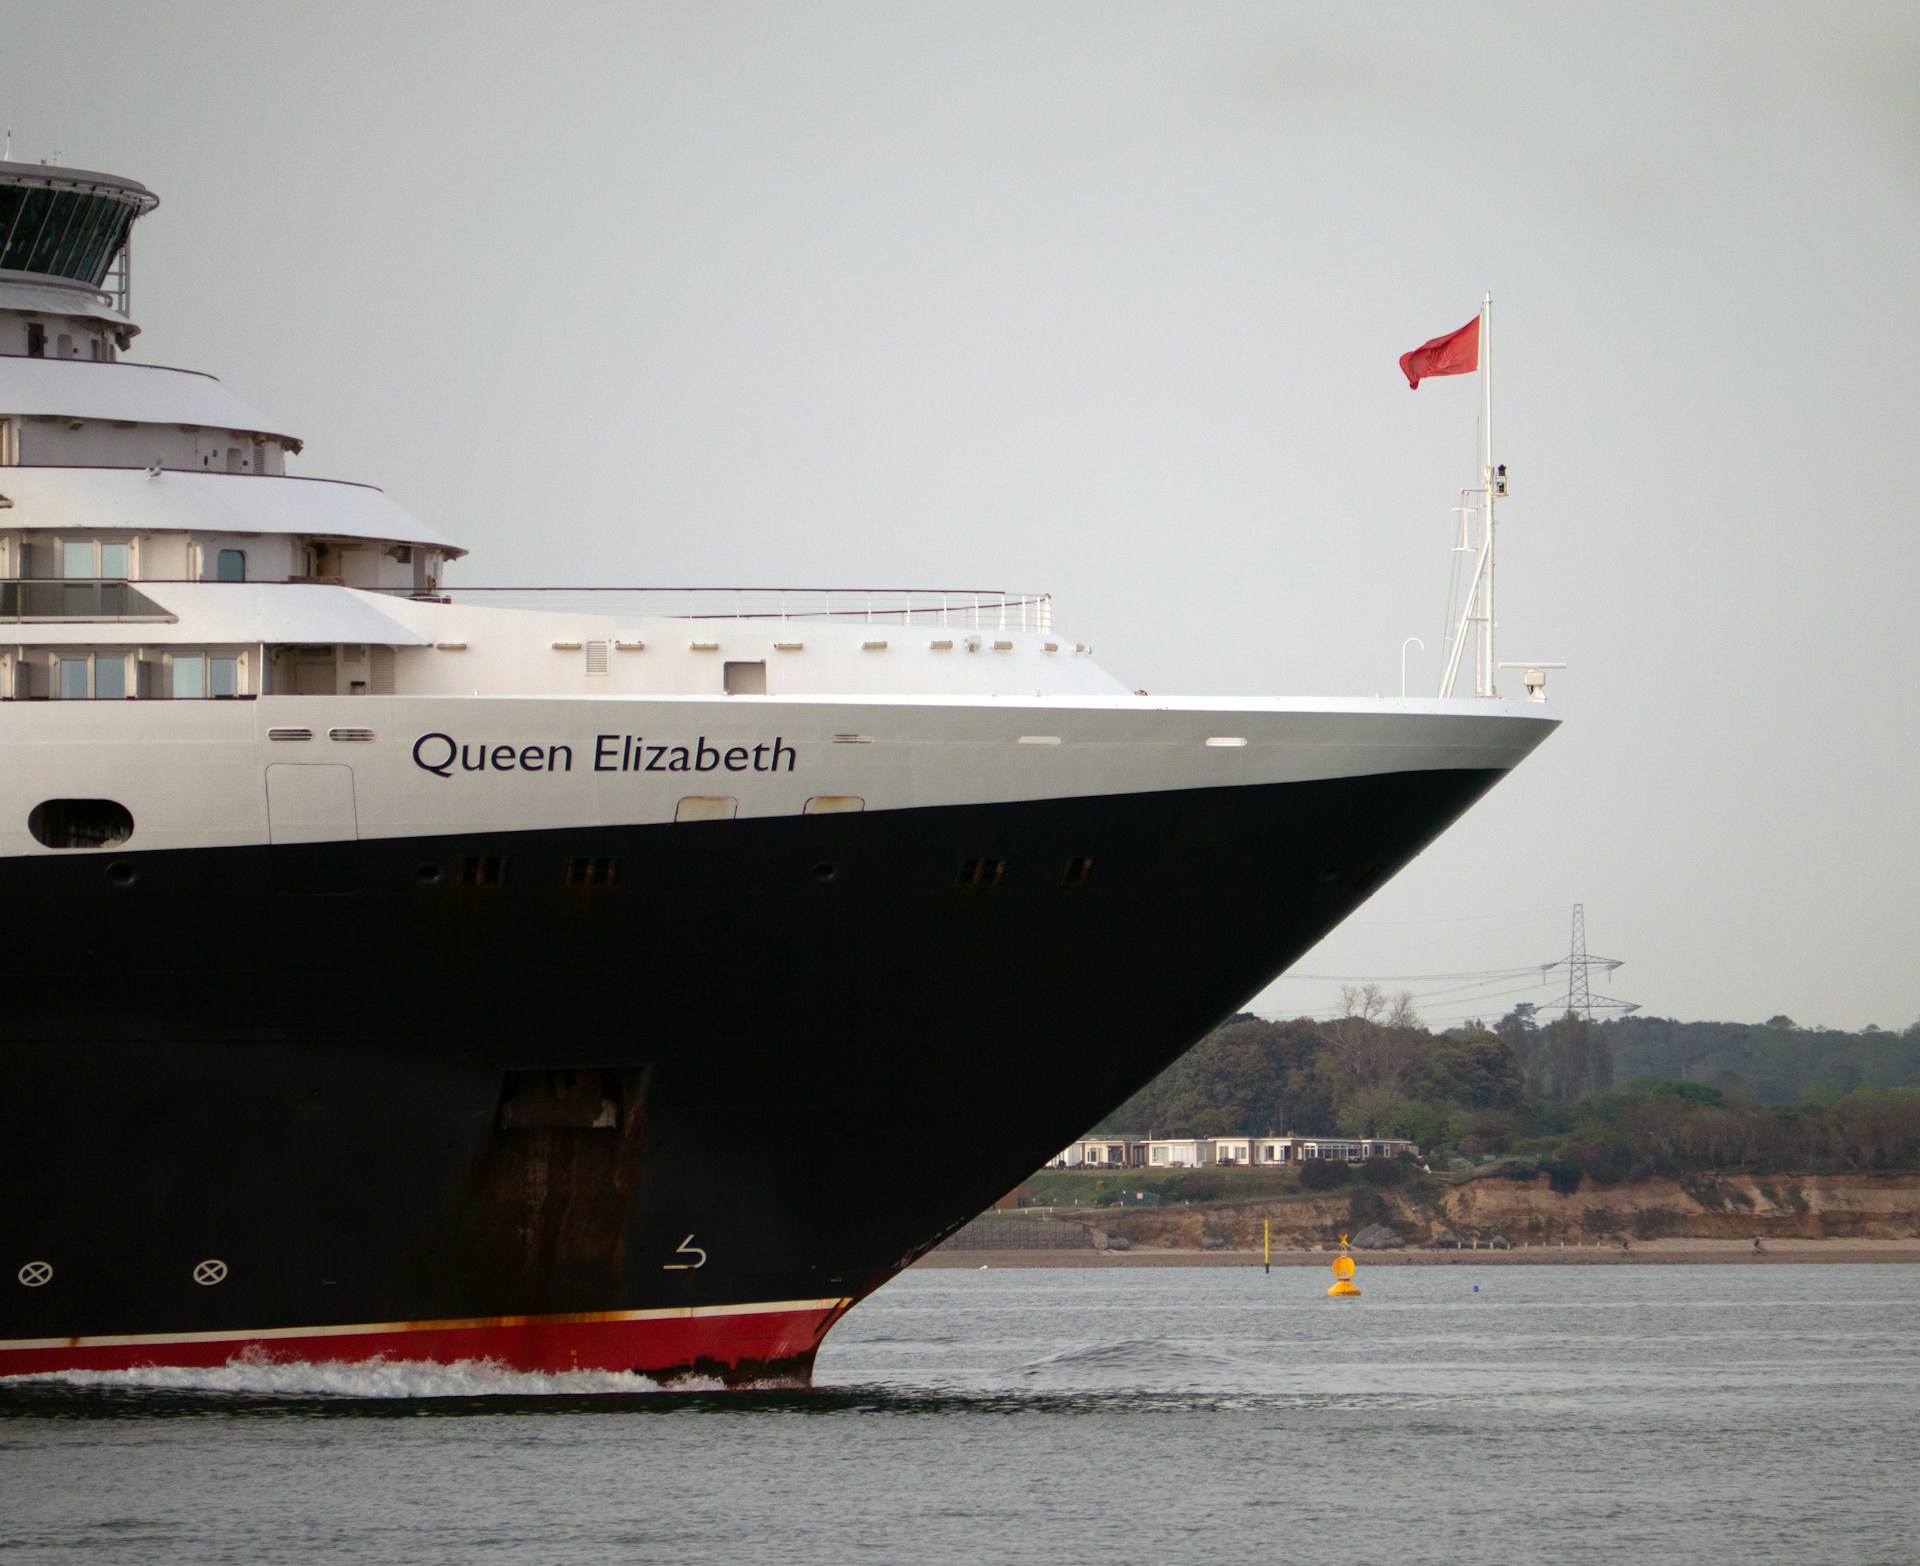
[1480,290,1495,698]
[1439,291,1499,699]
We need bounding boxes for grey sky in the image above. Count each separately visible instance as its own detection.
[8,1,1917,1030]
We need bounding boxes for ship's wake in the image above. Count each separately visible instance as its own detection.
[0,1352,726,1403]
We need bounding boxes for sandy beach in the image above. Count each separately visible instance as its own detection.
[915,1236,1920,1268]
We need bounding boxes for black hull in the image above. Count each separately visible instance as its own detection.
[0,768,1499,1371]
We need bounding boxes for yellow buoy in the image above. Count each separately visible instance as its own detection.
[1329,1238,1361,1297]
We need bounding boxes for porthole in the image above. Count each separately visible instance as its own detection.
[811,862,838,883]
[415,863,443,887]
[28,799,134,850]
[107,860,138,887]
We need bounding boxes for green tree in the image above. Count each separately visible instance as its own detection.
[1406,1028,1525,1110]
[1543,1012,1614,1100]
[1498,1011,1546,1097]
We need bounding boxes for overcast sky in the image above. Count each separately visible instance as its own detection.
[8,1,1917,1031]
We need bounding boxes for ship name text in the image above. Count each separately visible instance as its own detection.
[411,732,798,778]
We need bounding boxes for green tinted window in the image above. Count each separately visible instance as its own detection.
[0,188,139,283]
[1,187,53,271]
[0,187,24,250]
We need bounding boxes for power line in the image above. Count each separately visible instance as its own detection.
[1280,965,1547,983]
[1271,904,1639,1023]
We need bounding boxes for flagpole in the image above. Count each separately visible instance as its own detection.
[1481,290,1494,698]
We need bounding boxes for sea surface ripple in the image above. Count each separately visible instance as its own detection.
[2,1264,1916,1563]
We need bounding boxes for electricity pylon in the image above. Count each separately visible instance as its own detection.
[1542,904,1637,1019]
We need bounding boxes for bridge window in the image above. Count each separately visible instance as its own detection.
[0,186,139,283]
[216,549,246,583]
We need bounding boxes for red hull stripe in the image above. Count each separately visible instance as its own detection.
[0,1297,851,1379]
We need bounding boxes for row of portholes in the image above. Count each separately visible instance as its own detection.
[16,1258,226,1287]
[27,794,866,852]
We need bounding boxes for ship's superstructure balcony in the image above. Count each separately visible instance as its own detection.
[0,157,1119,708]
[0,575,1117,704]
[0,358,300,473]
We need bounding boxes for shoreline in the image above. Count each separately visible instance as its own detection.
[915,1237,1920,1268]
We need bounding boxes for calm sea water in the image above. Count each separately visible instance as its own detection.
[2,1264,1917,1564]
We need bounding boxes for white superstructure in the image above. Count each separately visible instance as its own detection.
[0,156,1555,860]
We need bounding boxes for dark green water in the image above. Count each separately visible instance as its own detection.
[2,1264,1915,1563]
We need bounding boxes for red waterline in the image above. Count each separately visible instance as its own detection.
[0,1298,852,1384]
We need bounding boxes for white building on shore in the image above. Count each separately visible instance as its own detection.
[1048,1133,1418,1171]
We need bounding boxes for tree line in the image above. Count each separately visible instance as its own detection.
[1096,988,1920,1179]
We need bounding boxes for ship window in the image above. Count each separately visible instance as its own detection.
[1062,856,1094,887]
[58,658,89,699]
[99,542,130,579]
[62,541,94,578]
[94,656,127,701]
[216,549,246,583]
[564,856,620,889]
[210,656,240,698]
[956,858,1006,888]
[28,798,134,849]
[26,323,45,357]
[724,660,767,695]
[457,855,508,889]
[171,655,207,699]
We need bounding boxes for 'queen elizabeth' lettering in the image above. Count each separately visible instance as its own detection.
[412,732,796,778]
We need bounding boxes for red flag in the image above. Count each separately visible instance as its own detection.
[1399,316,1479,388]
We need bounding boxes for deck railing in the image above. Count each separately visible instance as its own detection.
[371,586,1055,634]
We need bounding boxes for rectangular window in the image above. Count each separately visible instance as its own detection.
[564,856,620,889]
[210,656,240,698]
[58,657,89,699]
[216,549,246,583]
[723,660,767,695]
[93,656,126,700]
[98,542,129,579]
[62,540,93,578]
[457,855,508,889]
[172,655,206,699]
[956,857,1007,888]
[1061,856,1094,887]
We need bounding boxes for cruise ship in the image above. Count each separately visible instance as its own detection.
[0,158,1556,1383]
